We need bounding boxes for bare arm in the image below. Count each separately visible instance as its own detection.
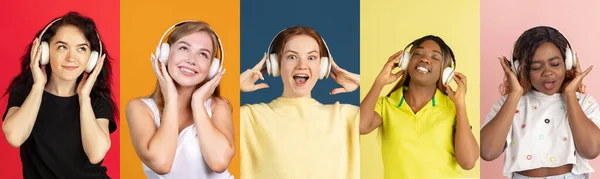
[480,57,522,161]
[565,93,600,159]
[359,82,384,134]
[3,38,46,147]
[2,84,44,147]
[126,99,179,174]
[453,102,479,169]
[79,96,112,164]
[563,62,600,159]
[193,97,235,173]
[360,50,404,134]
[446,73,479,169]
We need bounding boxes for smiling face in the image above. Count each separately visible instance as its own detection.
[279,34,322,98]
[48,25,92,81]
[406,39,444,86]
[166,31,215,87]
[528,42,566,95]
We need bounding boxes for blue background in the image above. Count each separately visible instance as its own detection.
[240,0,360,106]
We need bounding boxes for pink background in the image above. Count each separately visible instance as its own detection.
[481,0,600,178]
[0,0,120,178]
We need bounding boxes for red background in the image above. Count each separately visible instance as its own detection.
[0,0,120,178]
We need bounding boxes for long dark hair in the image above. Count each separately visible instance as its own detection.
[386,35,455,97]
[500,26,583,95]
[3,11,117,118]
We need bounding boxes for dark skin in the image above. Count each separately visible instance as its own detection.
[360,40,479,170]
[480,43,598,177]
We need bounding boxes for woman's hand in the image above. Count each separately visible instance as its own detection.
[499,56,523,96]
[329,59,360,95]
[151,54,178,103]
[240,53,269,92]
[30,38,47,87]
[192,69,225,108]
[77,54,105,97]
[563,54,593,96]
[444,72,467,105]
[374,50,404,86]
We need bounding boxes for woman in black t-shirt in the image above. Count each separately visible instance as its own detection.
[1,12,117,179]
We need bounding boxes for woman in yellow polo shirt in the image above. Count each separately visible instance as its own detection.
[239,26,361,178]
[360,35,480,178]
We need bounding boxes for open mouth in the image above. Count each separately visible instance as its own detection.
[416,65,431,74]
[543,80,556,91]
[293,74,309,86]
[179,66,198,76]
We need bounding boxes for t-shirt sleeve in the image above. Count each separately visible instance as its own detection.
[483,95,508,126]
[92,97,117,134]
[580,94,600,128]
[483,95,513,144]
[374,96,386,117]
[3,91,27,121]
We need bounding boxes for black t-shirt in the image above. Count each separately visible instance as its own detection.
[2,90,117,179]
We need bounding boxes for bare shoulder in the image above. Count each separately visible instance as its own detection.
[126,98,154,121]
[211,96,232,112]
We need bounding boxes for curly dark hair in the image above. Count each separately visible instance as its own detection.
[3,11,117,118]
[500,26,583,95]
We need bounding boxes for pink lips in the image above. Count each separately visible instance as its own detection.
[293,72,309,87]
[543,80,556,91]
[178,65,199,76]
[62,66,78,71]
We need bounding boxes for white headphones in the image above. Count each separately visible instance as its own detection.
[397,42,456,85]
[265,28,332,80]
[38,17,102,73]
[510,29,576,75]
[154,20,224,79]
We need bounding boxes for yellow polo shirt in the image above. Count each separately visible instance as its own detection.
[375,88,462,179]
[241,97,360,179]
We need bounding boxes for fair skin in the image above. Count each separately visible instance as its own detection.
[480,42,598,177]
[359,40,479,170]
[240,34,359,96]
[2,25,111,164]
[126,31,234,174]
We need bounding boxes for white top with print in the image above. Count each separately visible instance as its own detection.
[484,90,600,178]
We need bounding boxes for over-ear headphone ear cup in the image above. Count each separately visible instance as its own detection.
[159,43,170,63]
[511,59,520,75]
[268,53,280,77]
[319,57,330,79]
[442,67,454,85]
[400,51,410,70]
[208,58,220,79]
[85,51,99,73]
[565,47,574,71]
[40,41,50,65]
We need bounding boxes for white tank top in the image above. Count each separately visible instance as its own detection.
[140,98,234,179]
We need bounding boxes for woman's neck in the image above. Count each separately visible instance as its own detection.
[405,81,437,112]
[45,74,77,97]
[281,89,312,99]
[176,84,197,114]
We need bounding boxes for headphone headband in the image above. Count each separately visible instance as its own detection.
[266,27,332,60]
[403,41,456,70]
[39,17,103,55]
[510,27,575,75]
[158,20,224,64]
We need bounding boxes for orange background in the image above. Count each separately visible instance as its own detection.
[119,0,240,178]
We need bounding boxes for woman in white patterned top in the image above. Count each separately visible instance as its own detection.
[481,26,600,179]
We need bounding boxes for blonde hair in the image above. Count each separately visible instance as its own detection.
[149,21,221,112]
